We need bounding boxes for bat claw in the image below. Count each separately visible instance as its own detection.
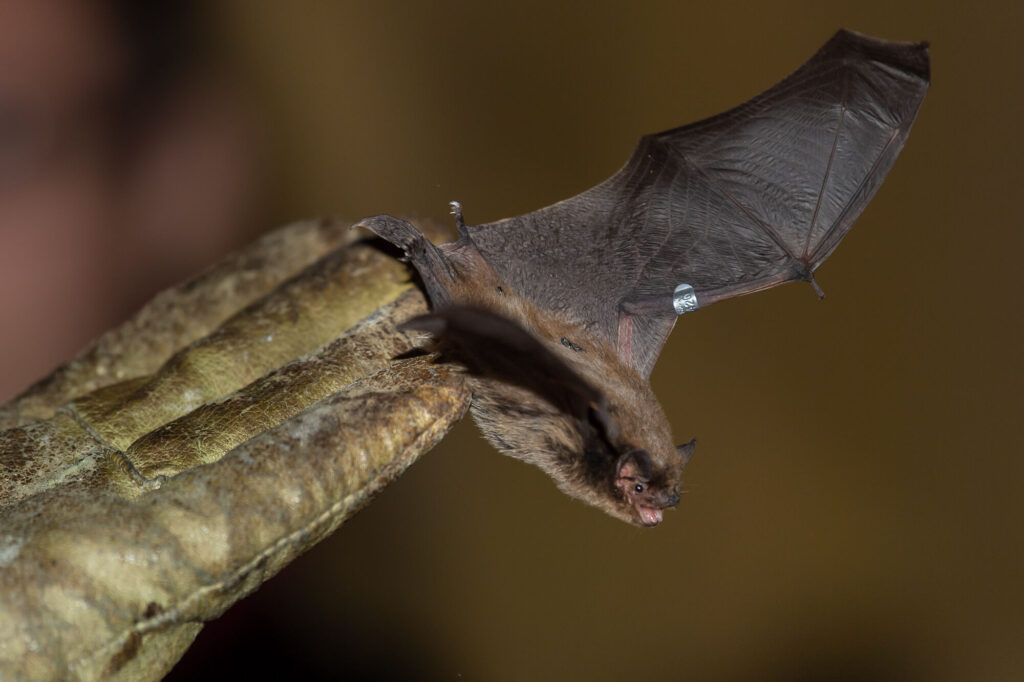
[355,214,423,253]
[448,200,469,238]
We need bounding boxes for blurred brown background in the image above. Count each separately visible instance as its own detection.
[2,1,1021,680]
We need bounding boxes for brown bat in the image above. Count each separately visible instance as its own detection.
[358,30,929,526]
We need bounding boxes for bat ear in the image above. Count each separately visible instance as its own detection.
[676,438,696,468]
[616,449,653,481]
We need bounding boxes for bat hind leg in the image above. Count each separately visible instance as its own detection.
[448,200,470,239]
[356,214,457,307]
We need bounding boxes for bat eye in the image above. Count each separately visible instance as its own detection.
[634,483,645,494]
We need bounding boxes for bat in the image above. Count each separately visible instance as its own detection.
[357,30,929,526]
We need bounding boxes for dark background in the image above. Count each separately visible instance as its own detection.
[2,2,1020,680]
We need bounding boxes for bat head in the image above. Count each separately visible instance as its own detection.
[613,440,693,527]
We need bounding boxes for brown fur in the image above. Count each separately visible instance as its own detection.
[358,216,689,526]
[439,242,684,526]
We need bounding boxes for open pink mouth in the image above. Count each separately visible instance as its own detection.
[636,505,663,527]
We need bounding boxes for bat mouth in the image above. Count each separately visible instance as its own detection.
[635,505,663,527]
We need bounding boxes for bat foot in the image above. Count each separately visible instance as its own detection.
[355,214,423,252]
[356,213,459,307]
[448,200,469,239]
[807,275,825,299]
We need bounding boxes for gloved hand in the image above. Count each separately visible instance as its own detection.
[0,218,469,681]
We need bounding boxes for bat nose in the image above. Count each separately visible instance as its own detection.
[662,491,681,508]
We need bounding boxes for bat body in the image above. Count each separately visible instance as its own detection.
[358,30,929,526]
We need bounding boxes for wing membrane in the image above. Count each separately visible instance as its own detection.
[466,30,929,376]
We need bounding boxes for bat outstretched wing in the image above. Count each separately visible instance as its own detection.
[463,30,929,377]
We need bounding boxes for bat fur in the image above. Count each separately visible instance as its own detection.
[356,30,929,527]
